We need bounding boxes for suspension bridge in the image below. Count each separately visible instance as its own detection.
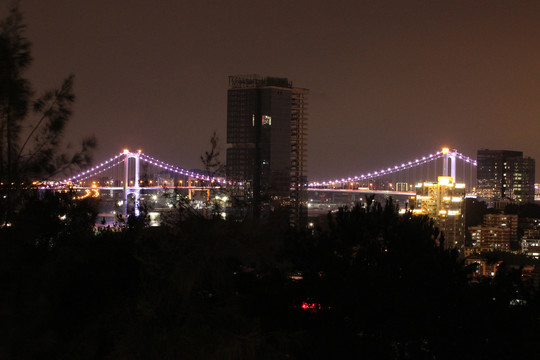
[308,147,476,191]
[45,147,477,218]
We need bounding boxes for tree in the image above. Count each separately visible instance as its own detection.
[200,130,224,177]
[0,4,96,224]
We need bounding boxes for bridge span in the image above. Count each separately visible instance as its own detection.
[307,188,415,196]
[47,146,476,222]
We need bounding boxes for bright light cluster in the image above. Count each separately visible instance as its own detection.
[72,188,100,200]
[309,148,477,187]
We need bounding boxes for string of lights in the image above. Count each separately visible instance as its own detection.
[453,151,477,166]
[62,153,124,184]
[309,149,477,187]
[140,153,227,184]
[60,148,476,188]
[68,159,125,184]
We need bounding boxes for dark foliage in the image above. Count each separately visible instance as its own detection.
[0,4,96,224]
[200,130,224,177]
[2,197,540,359]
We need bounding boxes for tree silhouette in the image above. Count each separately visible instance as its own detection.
[0,4,96,224]
[1,197,540,359]
[200,130,224,177]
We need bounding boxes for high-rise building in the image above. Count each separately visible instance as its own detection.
[226,75,308,226]
[476,149,535,205]
[411,176,466,249]
[468,214,518,253]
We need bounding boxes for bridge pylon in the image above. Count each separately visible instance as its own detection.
[442,148,456,179]
[123,149,141,216]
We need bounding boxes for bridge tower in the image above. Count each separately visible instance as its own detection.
[123,149,141,216]
[442,148,456,179]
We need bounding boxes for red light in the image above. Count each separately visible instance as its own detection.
[301,301,322,311]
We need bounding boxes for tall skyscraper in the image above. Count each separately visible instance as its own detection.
[476,149,535,205]
[226,75,308,226]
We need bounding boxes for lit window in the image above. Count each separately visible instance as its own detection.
[262,115,272,125]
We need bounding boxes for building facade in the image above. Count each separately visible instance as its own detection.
[226,75,308,226]
[467,214,518,253]
[476,149,535,205]
[411,176,466,249]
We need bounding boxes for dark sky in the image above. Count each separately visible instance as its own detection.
[4,0,540,181]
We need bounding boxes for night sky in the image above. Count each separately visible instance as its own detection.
[4,1,540,181]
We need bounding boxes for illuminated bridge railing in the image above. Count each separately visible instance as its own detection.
[309,148,477,189]
[56,147,477,191]
[59,150,232,186]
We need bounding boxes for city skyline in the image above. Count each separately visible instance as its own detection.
[4,1,540,181]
